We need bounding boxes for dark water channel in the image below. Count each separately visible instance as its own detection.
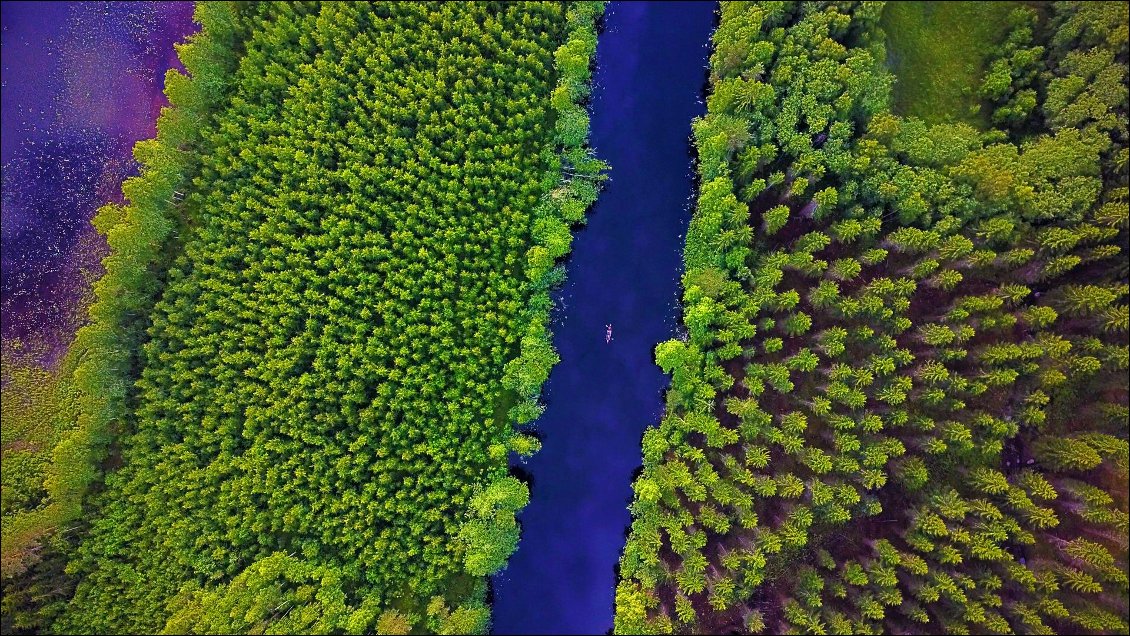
[491,2,716,633]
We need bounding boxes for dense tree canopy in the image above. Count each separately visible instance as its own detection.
[2,2,605,634]
[616,2,1128,633]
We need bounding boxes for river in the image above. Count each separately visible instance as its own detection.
[490,2,716,633]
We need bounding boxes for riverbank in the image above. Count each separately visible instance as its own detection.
[490,2,716,633]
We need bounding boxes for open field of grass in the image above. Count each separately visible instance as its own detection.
[881,1,1020,127]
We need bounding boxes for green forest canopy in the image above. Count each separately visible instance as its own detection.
[3,2,605,634]
[615,1,1128,634]
[1,1,1127,635]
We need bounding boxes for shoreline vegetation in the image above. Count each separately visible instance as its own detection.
[2,0,248,588]
[3,2,605,634]
[1,2,1126,635]
[614,1,1127,634]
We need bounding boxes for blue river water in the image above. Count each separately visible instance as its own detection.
[491,2,716,633]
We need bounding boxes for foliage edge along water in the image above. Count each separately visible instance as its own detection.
[2,2,607,634]
[0,1,1127,635]
[613,1,1128,634]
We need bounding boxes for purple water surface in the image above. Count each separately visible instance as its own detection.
[1,1,195,365]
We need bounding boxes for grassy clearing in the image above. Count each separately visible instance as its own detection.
[0,344,64,546]
[881,1,1019,127]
